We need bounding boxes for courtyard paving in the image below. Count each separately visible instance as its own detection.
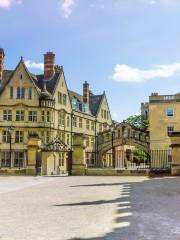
[0,176,179,240]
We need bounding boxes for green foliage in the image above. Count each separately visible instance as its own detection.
[132,148,149,164]
[125,115,149,130]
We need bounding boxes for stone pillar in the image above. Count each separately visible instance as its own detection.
[72,133,86,176]
[26,134,42,176]
[170,132,180,176]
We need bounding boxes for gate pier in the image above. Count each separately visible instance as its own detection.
[170,132,180,176]
[72,133,86,176]
[26,133,42,176]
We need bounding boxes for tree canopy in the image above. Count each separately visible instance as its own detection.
[125,114,149,130]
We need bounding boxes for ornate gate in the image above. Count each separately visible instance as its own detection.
[41,138,72,175]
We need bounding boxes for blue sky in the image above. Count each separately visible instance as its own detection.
[1,0,180,121]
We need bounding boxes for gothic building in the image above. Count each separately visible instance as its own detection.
[0,48,112,173]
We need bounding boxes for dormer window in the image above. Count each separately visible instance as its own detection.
[72,98,77,110]
[82,103,88,113]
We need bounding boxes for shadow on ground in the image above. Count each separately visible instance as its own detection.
[55,177,180,240]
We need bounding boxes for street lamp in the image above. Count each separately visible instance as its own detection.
[110,125,115,168]
[69,112,74,175]
[8,126,15,169]
[70,112,74,151]
[94,119,98,166]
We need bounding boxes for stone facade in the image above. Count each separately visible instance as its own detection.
[0,49,112,175]
[142,93,180,150]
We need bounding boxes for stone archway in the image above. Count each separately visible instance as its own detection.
[97,122,149,168]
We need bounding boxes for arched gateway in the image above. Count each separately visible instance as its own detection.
[97,122,150,168]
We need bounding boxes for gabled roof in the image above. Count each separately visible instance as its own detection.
[89,94,103,116]
[0,59,41,95]
[0,59,63,100]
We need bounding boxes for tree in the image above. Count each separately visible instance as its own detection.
[132,148,149,164]
[125,114,149,130]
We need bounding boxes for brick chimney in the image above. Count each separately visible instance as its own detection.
[83,81,90,104]
[0,48,5,82]
[44,51,55,79]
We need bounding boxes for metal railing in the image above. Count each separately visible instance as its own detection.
[86,150,172,170]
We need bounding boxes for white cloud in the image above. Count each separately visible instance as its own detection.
[111,63,180,83]
[58,0,75,18]
[0,0,12,8]
[0,0,22,8]
[25,60,44,71]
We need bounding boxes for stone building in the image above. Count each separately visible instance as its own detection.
[142,92,180,150]
[0,48,112,174]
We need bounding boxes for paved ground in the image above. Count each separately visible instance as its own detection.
[0,176,180,240]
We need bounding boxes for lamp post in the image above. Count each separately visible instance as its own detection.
[70,112,74,151]
[69,112,74,175]
[94,119,97,166]
[8,126,15,169]
[110,125,115,168]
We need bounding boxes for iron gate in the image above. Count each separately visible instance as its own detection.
[86,149,172,171]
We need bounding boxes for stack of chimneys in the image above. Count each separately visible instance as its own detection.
[83,81,90,105]
[44,51,63,79]
[44,51,56,79]
[0,48,5,83]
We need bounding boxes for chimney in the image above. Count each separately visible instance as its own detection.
[54,65,62,74]
[44,51,55,79]
[0,48,5,82]
[83,81,90,104]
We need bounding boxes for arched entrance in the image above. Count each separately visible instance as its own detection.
[102,145,150,170]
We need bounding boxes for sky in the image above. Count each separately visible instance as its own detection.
[1,0,180,121]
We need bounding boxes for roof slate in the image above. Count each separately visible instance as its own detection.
[89,94,103,116]
[69,90,83,102]
[69,90,103,116]
[1,70,13,89]
[35,72,61,94]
